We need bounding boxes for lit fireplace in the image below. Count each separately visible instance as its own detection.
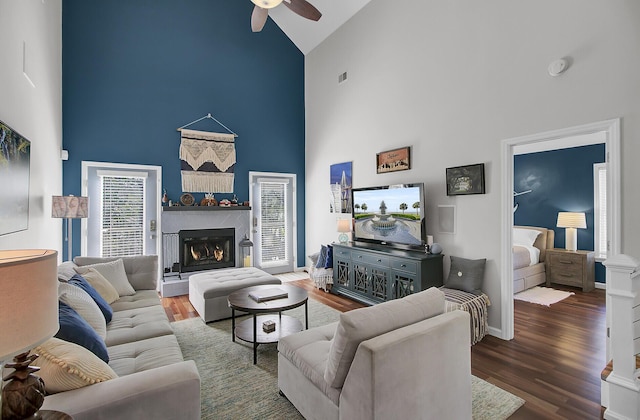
[179,228,235,273]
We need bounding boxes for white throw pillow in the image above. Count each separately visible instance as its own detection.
[58,282,107,340]
[78,268,120,304]
[75,259,135,296]
[32,337,118,394]
[513,227,541,246]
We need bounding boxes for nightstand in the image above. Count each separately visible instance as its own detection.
[546,248,595,292]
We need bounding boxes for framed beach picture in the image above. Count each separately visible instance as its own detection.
[330,161,352,213]
[376,146,411,174]
[446,163,485,196]
[0,120,31,235]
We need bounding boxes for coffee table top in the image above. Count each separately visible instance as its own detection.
[227,284,308,314]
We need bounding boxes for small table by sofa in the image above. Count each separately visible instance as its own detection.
[228,284,308,364]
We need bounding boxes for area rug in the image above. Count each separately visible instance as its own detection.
[514,286,575,306]
[173,300,524,419]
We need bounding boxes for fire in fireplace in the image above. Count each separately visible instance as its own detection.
[179,228,235,273]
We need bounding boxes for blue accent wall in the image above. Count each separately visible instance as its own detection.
[514,144,606,282]
[62,0,306,264]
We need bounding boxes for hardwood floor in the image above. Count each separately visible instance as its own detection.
[162,280,606,419]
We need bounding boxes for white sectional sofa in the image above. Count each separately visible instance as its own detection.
[41,255,201,420]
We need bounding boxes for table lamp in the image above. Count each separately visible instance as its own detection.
[0,249,59,419]
[556,212,587,251]
[337,219,351,244]
[52,195,89,261]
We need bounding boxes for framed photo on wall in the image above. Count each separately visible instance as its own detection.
[376,146,411,174]
[446,163,485,196]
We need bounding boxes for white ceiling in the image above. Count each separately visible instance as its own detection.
[267,0,372,55]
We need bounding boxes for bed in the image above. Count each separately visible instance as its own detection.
[513,225,555,293]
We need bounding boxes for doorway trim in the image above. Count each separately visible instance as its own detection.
[500,118,621,340]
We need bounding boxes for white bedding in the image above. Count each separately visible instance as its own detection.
[513,243,540,268]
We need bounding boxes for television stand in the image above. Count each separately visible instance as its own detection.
[331,242,443,306]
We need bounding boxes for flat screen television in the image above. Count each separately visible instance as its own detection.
[351,183,426,250]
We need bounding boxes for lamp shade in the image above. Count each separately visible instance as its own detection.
[337,219,351,233]
[556,212,587,229]
[52,195,89,219]
[0,250,59,361]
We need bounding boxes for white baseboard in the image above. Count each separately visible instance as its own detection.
[595,282,606,290]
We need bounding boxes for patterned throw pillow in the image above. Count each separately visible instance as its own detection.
[75,259,135,296]
[32,337,118,394]
[68,274,114,323]
[324,245,334,269]
[316,245,328,268]
[55,301,109,363]
[58,282,107,340]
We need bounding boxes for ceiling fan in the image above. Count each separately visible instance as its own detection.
[250,0,322,33]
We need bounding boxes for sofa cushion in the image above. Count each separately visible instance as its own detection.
[107,335,184,376]
[55,302,109,363]
[57,261,78,281]
[75,259,136,296]
[105,305,174,347]
[68,274,114,323]
[278,322,341,405]
[444,256,486,295]
[324,287,445,389]
[58,282,107,340]
[110,290,163,312]
[75,255,158,290]
[32,337,118,394]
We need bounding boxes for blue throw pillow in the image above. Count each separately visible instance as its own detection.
[324,245,334,269]
[316,245,328,268]
[55,301,109,363]
[68,274,113,323]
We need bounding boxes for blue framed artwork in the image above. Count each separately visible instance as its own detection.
[0,120,31,235]
[330,161,352,213]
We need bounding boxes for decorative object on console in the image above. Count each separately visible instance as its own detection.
[0,120,30,236]
[0,249,58,419]
[376,146,411,174]
[178,123,237,194]
[52,195,89,261]
[250,0,321,33]
[556,212,586,251]
[425,235,434,253]
[239,234,254,268]
[430,243,443,255]
[444,256,486,295]
[330,161,352,213]
[446,163,485,196]
[337,219,351,244]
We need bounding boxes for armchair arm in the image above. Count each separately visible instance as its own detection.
[42,360,200,420]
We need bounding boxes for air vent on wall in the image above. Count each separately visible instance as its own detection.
[338,72,347,84]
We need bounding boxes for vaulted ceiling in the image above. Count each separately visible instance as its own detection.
[266,0,371,54]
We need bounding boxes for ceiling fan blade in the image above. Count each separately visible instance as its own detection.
[283,0,322,21]
[251,6,269,32]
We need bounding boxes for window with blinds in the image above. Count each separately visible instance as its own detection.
[100,175,145,257]
[594,163,607,257]
[259,181,288,265]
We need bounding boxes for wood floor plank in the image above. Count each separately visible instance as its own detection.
[161,279,606,419]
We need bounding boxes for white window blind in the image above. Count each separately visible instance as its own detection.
[259,181,288,265]
[593,163,607,257]
[100,175,145,257]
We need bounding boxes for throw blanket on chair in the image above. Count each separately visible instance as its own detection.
[441,287,491,345]
[180,129,236,193]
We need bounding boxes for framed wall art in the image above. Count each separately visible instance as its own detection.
[446,163,485,196]
[376,146,410,174]
[0,120,31,235]
[330,161,352,213]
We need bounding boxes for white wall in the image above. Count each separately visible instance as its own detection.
[305,0,640,333]
[0,0,63,257]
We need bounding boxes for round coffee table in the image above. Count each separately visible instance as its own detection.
[227,284,308,364]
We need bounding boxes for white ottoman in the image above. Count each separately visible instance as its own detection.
[189,267,281,322]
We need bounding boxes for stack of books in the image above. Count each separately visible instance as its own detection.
[248,288,288,302]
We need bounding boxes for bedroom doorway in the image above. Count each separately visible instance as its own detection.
[500,119,621,341]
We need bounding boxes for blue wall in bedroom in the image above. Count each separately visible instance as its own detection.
[62,0,306,264]
[514,144,606,283]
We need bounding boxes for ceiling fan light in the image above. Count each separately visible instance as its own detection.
[251,0,283,9]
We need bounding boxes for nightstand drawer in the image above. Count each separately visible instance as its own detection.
[546,249,595,292]
[548,254,584,277]
[549,270,583,287]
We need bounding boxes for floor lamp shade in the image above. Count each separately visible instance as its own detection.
[0,250,59,362]
[557,212,586,251]
[52,195,89,261]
